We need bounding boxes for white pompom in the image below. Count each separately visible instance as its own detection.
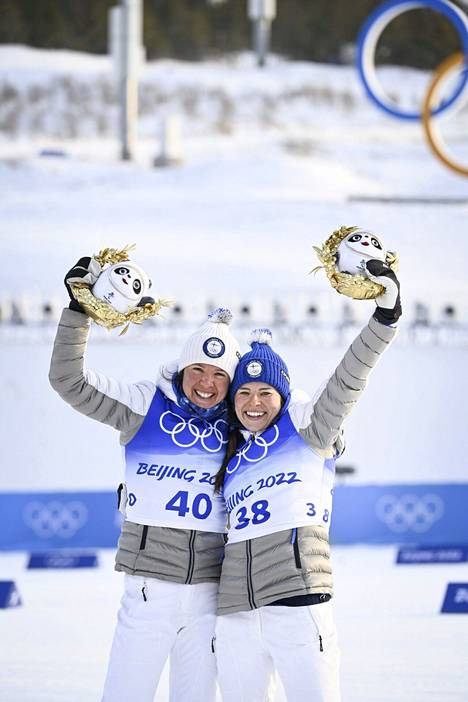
[208,307,233,325]
[249,328,273,345]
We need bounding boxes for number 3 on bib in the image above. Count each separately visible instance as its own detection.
[165,491,212,520]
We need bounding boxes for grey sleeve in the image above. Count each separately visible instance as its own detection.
[48,308,155,440]
[293,316,397,452]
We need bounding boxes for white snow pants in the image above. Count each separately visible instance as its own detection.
[215,600,341,702]
[101,575,218,702]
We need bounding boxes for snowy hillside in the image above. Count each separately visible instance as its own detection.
[0,44,450,139]
[1,46,468,315]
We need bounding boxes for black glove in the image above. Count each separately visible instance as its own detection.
[365,259,402,326]
[137,296,156,307]
[64,256,101,313]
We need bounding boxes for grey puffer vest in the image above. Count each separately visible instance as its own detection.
[217,525,332,615]
[115,520,226,584]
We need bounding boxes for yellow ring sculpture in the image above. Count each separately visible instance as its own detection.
[422,52,468,177]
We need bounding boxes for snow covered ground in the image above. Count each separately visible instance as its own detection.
[1,45,468,701]
[2,547,467,702]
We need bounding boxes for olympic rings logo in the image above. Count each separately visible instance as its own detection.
[357,0,468,175]
[23,500,88,539]
[375,493,444,533]
[226,425,280,474]
[159,410,228,452]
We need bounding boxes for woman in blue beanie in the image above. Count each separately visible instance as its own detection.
[214,260,401,702]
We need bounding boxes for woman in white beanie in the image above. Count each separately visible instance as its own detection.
[214,260,402,701]
[49,256,241,702]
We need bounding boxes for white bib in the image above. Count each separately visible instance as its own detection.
[124,389,228,533]
[223,409,335,543]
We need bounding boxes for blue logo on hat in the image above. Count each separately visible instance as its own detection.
[246,360,263,377]
[203,337,225,358]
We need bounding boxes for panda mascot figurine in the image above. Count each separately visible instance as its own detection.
[336,229,387,276]
[92,261,153,314]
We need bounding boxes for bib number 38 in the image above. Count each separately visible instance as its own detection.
[306,502,329,523]
[235,500,271,530]
[165,490,212,520]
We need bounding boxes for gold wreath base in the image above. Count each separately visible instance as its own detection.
[312,226,399,300]
[70,245,171,334]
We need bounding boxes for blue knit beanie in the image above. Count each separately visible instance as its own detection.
[230,329,290,401]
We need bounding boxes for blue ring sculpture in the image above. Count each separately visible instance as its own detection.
[356,0,468,120]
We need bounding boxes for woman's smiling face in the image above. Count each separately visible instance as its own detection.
[182,363,230,408]
[234,382,282,433]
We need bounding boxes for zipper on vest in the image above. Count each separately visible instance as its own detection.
[293,532,302,570]
[117,483,124,510]
[185,530,196,584]
[139,525,148,550]
[246,540,256,610]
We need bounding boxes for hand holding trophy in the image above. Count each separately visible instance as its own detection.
[312,225,398,300]
[65,245,170,334]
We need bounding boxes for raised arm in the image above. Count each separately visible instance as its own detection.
[49,257,155,443]
[291,260,401,453]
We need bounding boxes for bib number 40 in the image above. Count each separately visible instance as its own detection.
[165,491,212,520]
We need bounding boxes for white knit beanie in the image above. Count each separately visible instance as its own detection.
[178,308,241,380]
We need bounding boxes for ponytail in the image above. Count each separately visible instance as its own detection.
[214,426,242,494]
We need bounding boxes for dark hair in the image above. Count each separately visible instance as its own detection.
[173,369,184,392]
[214,415,242,495]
